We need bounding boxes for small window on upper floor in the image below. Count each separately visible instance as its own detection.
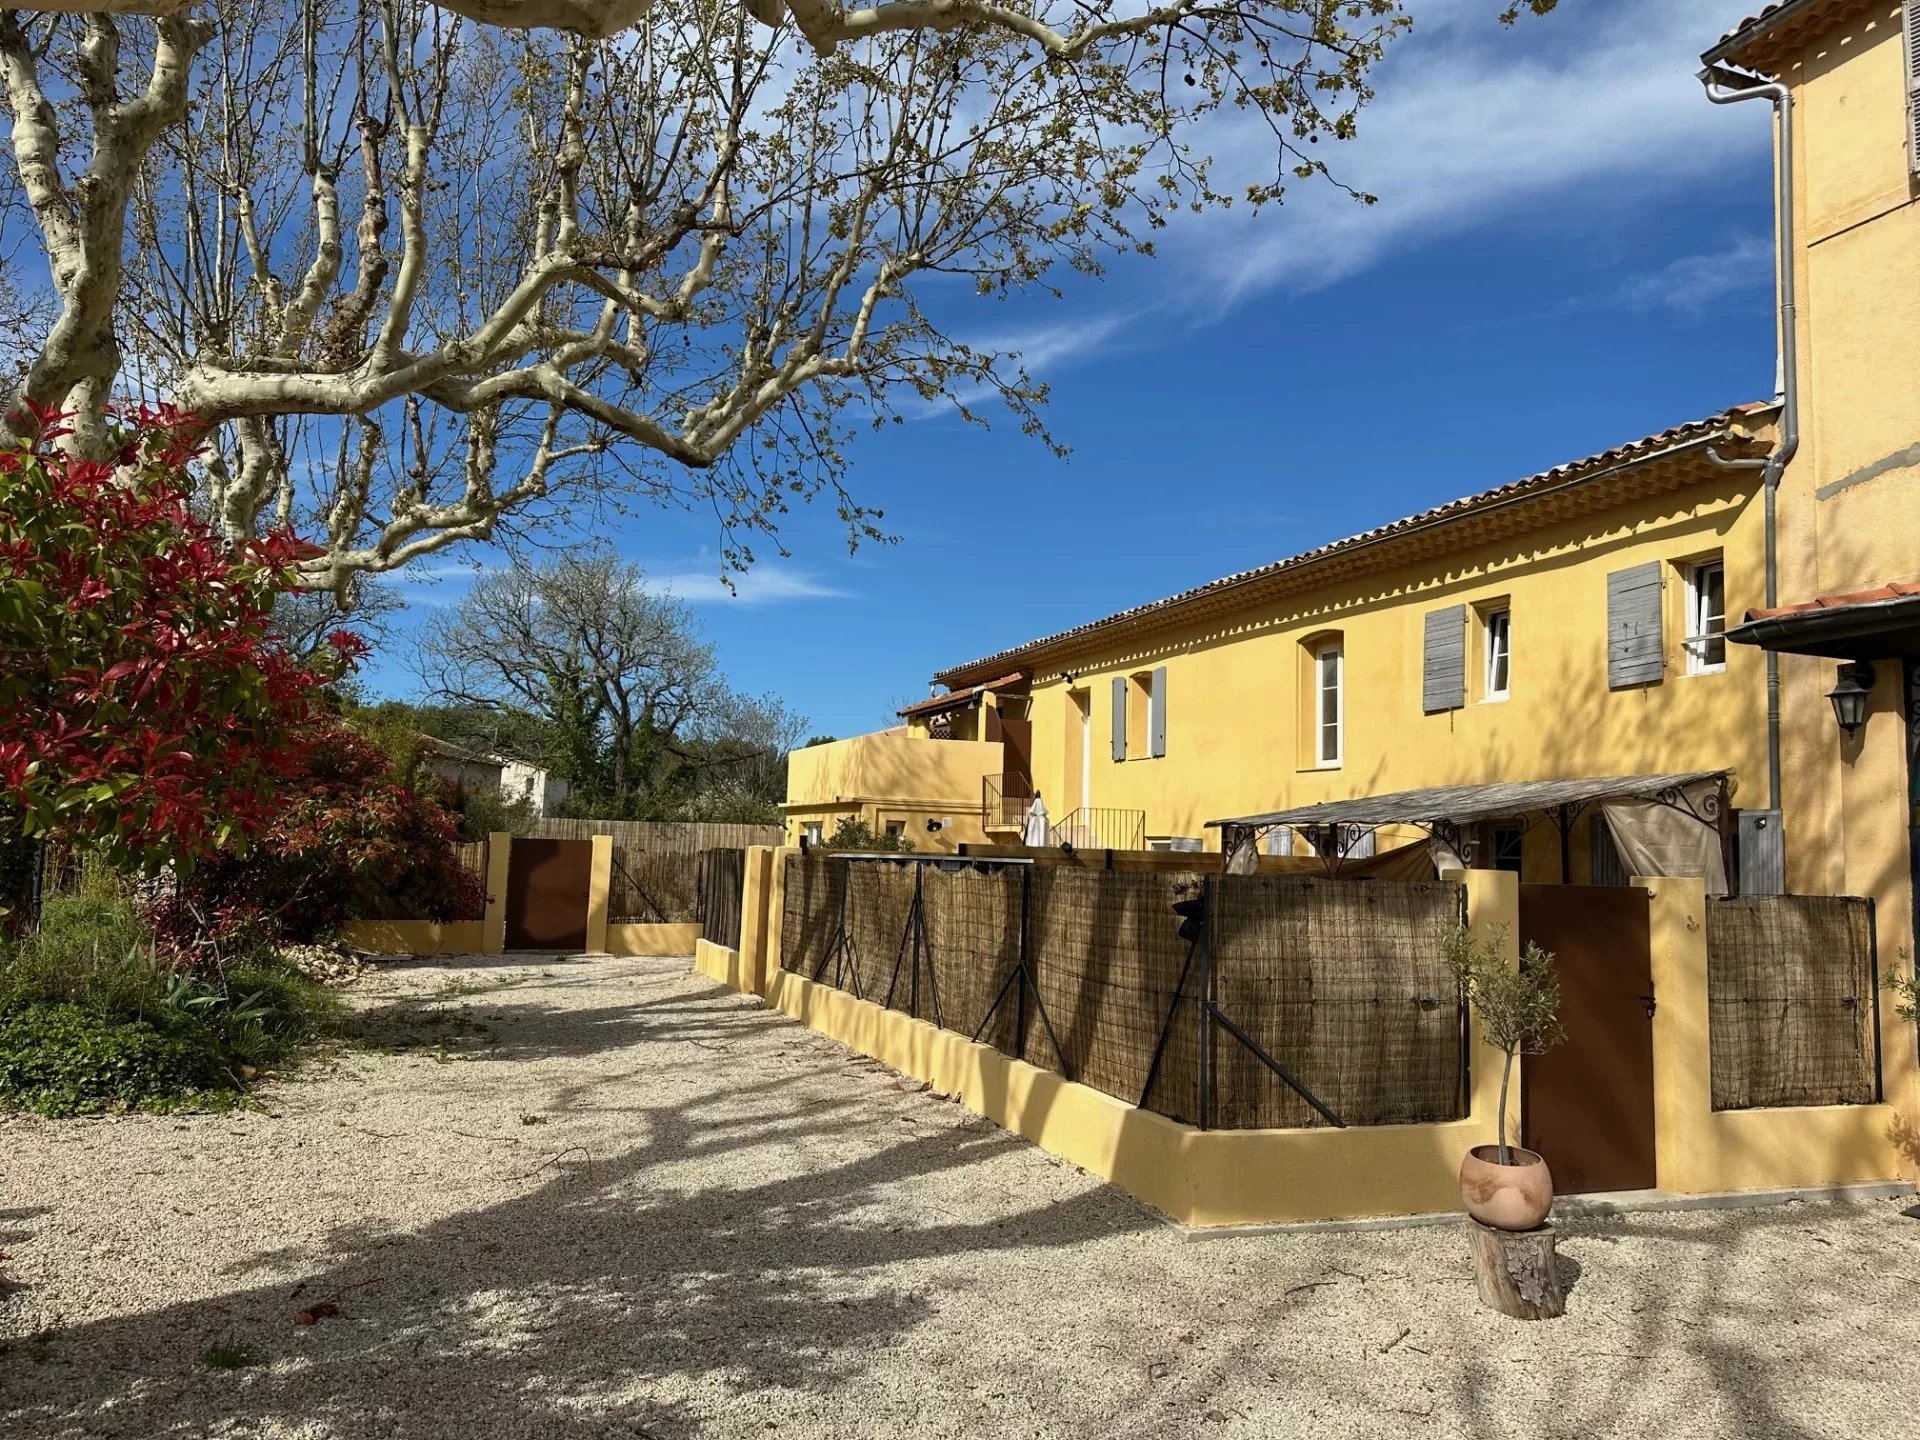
[1684,559,1727,675]
[1314,640,1344,768]
[884,820,906,840]
[1483,606,1512,701]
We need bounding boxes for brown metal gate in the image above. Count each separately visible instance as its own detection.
[1520,884,1657,1194]
[504,838,593,950]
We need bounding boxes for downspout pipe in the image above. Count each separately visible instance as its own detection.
[1699,64,1799,815]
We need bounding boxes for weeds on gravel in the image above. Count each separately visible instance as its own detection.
[0,897,342,1116]
[199,1341,260,1370]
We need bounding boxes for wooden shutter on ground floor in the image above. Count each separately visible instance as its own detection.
[1422,605,1467,712]
[1149,666,1167,757]
[1111,675,1127,761]
[1607,562,1665,688]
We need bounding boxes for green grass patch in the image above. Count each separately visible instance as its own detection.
[0,896,343,1116]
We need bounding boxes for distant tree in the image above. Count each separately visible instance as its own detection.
[803,735,838,748]
[419,551,803,818]
[273,577,405,664]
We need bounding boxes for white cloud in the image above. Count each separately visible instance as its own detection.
[1616,232,1772,314]
[644,565,851,605]
[976,0,1772,374]
[1187,0,1767,301]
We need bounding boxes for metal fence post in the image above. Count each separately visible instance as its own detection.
[1016,867,1031,1061]
[1198,875,1213,1131]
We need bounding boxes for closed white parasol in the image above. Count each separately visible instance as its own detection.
[1022,793,1050,846]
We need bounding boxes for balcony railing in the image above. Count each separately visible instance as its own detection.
[982,772,1035,830]
[1049,806,1147,852]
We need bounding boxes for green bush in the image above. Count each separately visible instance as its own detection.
[0,1003,230,1115]
[0,897,341,1113]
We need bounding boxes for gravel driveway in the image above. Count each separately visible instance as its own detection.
[2,953,1917,1439]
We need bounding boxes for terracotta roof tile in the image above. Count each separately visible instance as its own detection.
[897,671,1026,717]
[1745,580,1920,622]
[931,404,1776,687]
[1703,0,1866,67]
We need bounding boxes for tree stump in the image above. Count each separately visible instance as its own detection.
[1466,1218,1565,1320]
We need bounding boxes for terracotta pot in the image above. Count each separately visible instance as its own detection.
[1459,1144,1553,1231]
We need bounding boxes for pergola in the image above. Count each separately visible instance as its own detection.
[1206,771,1731,883]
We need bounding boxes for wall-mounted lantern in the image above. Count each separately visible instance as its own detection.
[1826,661,1876,738]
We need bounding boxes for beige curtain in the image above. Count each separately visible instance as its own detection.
[1602,780,1729,894]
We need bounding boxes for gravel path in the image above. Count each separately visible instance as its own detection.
[2,953,1917,1439]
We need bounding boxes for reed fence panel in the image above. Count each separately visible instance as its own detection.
[779,853,1466,1130]
[1707,894,1878,1110]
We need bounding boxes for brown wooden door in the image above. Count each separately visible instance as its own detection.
[1519,884,1656,1194]
[504,838,592,950]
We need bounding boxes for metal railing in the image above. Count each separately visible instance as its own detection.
[1048,806,1147,851]
[982,772,1035,829]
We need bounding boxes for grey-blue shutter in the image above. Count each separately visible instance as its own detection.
[1906,0,1920,174]
[1149,667,1167,757]
[1607,563,1665,688]
[1265,825,1293,857]
[1422,605,1466,713]
[1111,676,1127,761]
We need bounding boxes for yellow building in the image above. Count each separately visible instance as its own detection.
[770,0,1920,1210]
[788,0,1916,920]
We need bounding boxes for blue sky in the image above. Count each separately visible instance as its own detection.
[365,0,1780,741]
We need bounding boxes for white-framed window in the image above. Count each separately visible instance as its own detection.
[1483,606,1512,701]
[884,820,905,839]
[1314,640,1343,767]
[1684,560,1727,674]
[1264,825,1294,857]
[801,821,824,846]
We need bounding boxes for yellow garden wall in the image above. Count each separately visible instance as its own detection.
[711,855,1516,1226]
[341,919,486,955]
[1646,875,1915,1194]
[716,849,1918,1220]
[609,922,702,957]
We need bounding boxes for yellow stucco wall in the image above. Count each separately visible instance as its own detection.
[783,732,1005,851]
[1765,1,1920,1136]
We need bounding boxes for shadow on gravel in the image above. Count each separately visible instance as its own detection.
[0,977,1154,1439]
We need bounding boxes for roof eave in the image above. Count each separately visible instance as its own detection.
[1726,593,1920,659]
[932,408,1774,689]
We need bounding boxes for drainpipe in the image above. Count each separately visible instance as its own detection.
[1699,65,1800,814]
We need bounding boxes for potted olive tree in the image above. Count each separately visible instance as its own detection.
[1443,923,1566,1232]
